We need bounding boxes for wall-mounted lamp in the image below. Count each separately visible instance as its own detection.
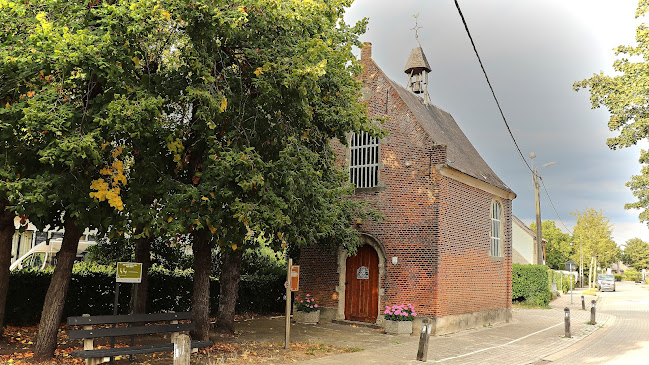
[392,256,398,265]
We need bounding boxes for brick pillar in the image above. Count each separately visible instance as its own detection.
[361,42,372,61]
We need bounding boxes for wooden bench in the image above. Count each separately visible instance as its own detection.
[67,312,212,364]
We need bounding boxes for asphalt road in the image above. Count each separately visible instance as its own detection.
[548,280,649,364]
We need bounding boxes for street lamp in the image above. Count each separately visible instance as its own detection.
[530,152,555,265]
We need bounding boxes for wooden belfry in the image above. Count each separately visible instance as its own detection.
[404,15,431,104]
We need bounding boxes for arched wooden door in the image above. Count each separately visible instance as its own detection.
[345,245,379,322]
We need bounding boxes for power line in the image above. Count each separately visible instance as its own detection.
[453,0,573,233]
[539,176,573,235]
[453,0,533,174]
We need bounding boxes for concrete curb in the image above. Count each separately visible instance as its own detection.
[542,313,616,362]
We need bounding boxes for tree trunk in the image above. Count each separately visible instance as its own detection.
[130,234,152,314]
[33,218,82,360]
[215,249,243,335]
[191,229,212,341]
[0,201,15,338]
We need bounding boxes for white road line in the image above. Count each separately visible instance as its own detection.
[431,322,564,363]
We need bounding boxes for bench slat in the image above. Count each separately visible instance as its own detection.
[71,340,212,358]
[68,323,194,339]
[67,312,193,326]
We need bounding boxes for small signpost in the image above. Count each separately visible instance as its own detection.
[111,262,143,364]
[117,262,143,283]
[284,260,299,349]
[565,260,576,304]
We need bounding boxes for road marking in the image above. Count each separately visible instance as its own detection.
[432,322,564,363]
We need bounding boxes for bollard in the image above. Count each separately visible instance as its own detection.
[581,295,585,310]
[590,300,597,325]
[416,319,432,361]
[173,334,191,365]
[564,307,571,338]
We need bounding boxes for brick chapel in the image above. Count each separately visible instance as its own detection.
[297,42,517,335]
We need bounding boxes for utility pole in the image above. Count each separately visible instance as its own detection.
[530,152,555,266]
[534,169,543,265]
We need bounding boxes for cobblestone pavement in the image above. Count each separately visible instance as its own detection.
[545,280,649,365]
[294,289,609,364]
[230,285,630,364]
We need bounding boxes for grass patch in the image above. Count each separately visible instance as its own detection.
[305,344,332,355]
[341,347,363,353]
[512,301,550,309]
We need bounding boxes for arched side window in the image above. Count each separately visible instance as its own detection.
[490,200,502,257]
[349,131,379,188]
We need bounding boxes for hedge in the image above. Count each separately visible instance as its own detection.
[6,263,285,326]
[512,264,551,306]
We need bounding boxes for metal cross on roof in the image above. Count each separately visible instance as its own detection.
[411,14,423,41]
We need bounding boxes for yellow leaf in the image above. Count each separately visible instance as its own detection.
[201,196,209,201]
[167,216,173,223]
[254,67,263,76]
[220,97,227,112]
[209,226,217,234]
[27,91,35,97]
[5,102,10,108]
[132,56,140,67]
[231,244,237,250]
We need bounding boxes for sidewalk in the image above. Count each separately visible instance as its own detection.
[228,288,610,364]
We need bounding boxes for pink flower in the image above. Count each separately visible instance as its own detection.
[412,312,417,316]
[306,294,310,297]
[401,312,407,316]
[314,304,318,308]
[384,309,390,314]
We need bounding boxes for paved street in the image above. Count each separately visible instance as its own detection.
[229,282,649,364]
[545,280,649,364]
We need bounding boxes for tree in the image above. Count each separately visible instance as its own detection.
[155,0,374,338]
[623,237,649,269]
[574,0,649,224]
[530,220,573,270]
[0,0,174,357]
[571,209,620,288]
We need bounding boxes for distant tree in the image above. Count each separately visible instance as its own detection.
[574,1,649,226]
[571,209,620,288]
[623,237,649,269]
[530,220,573,270]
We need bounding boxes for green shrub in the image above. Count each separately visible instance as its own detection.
[614,274,623,282]
[547,269,576,294]
[6,263,285,325]
[512,264,551,306]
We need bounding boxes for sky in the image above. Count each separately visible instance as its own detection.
[344,0,648,246]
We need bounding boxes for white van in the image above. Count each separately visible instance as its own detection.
[9,239,97,271]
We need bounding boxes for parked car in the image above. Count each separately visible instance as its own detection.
[9,239,96,271]
[597,273,616,292]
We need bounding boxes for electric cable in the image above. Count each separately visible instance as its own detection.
[539,176,573,235]
[453,0,533,174]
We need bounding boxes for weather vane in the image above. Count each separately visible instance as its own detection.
[411,13,423,43]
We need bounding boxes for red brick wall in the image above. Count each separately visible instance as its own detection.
[298,42,512,320]
[436,177,513,317]
[297,245,339,307]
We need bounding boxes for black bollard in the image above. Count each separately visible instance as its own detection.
[581,295,585,310]
[590,300,597,325]
[564,307,571,338]
[416,319,432,361]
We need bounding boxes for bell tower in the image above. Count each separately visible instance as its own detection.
[404,16,431,104]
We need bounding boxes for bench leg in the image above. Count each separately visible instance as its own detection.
[173,334,191,365]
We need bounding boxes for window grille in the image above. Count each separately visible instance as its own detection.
[490,201,502,257]
[350,131,379,188]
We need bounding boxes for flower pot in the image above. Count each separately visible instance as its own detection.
[295,310,320,324]
[384,319,413,335]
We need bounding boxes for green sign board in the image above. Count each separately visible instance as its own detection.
[116,262,143,283]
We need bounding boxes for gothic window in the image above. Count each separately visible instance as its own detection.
[490,200,502,257]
